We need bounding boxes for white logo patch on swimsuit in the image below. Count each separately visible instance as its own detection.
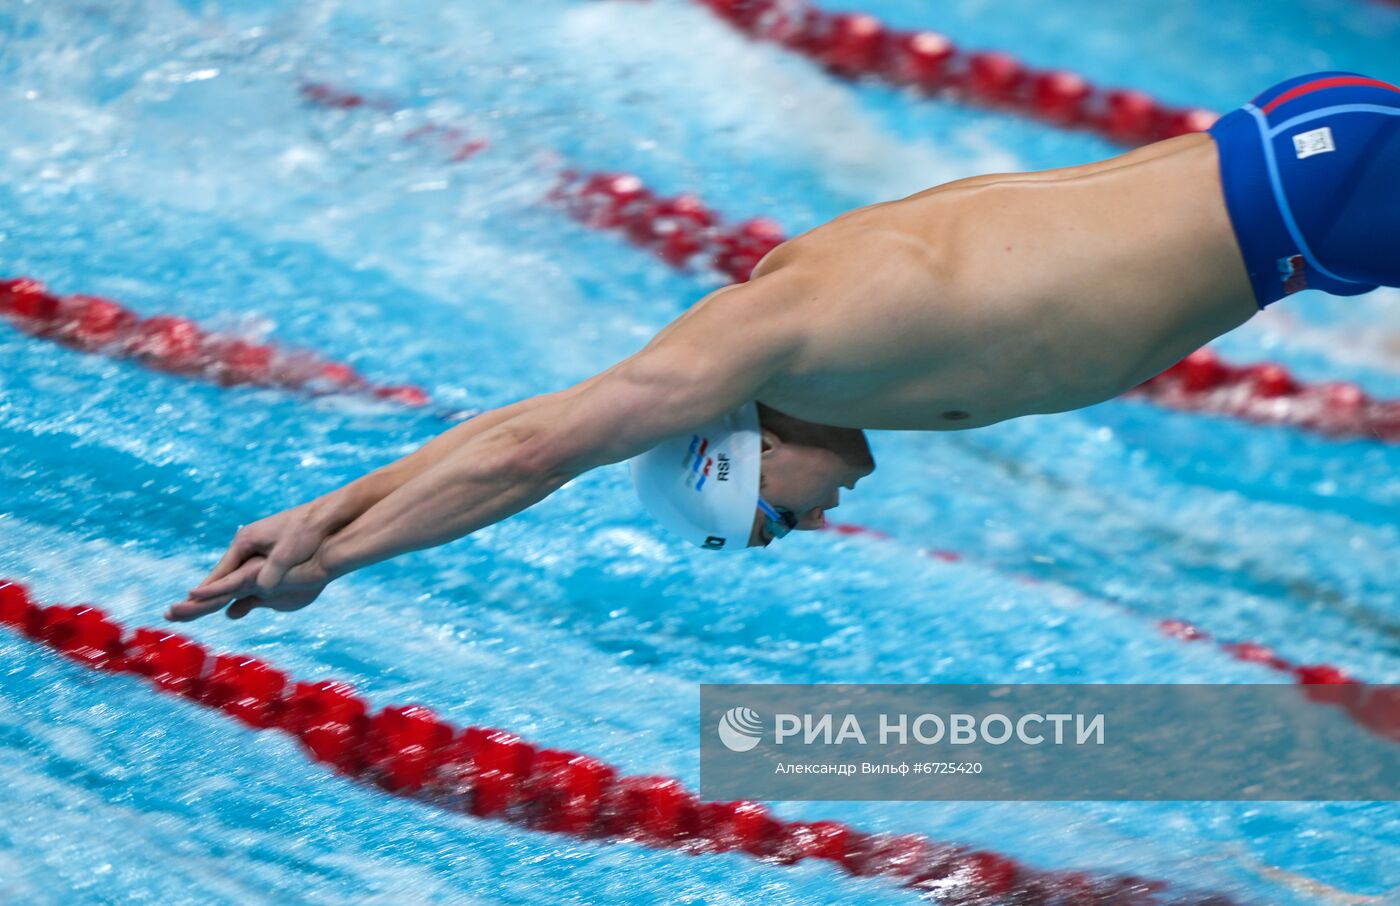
[1293,126,1336,159]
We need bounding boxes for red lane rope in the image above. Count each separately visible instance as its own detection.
[0,578,1234,904]
[1130,348,1400,442]
[299,82,785,287]
[550,170,787,286]
[11,253,1396,443]
[1154,617,1362,687]
[682,0,1219,146]
[825,522,1381,693]
[0,277,453,416]
[302,82,1399,445]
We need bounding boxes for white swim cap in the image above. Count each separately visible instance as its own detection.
[630,402,762,550]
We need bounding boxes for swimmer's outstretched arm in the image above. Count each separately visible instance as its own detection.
[167,270,806,622]
[164,394,569,621]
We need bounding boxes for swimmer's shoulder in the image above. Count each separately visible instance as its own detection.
[766,209,952,286]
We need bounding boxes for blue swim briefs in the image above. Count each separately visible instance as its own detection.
[1208,71,1400,308]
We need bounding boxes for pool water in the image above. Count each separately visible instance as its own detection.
[1,0,1398,903]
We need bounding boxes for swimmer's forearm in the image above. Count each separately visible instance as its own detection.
[303,394,560,530]
[379,395,555,479]
[316,424,574,578]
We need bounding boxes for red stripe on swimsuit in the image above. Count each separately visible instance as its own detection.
[1260,76,1400,115]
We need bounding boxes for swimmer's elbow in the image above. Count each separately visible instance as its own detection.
[513,427,586,486]
[499,396,642,482]
[504,275,804,476]
[471,416,581,491]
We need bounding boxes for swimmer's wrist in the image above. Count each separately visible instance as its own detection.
[315,530,369,582]
[309,469,404,529]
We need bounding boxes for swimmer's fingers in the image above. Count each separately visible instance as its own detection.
[187,556,265,601]
[193,530,269,593]
[252,532,325,594]
[251,557,289,597]
[197,507,317,589]
[207,537,256,583]
[278,547,335,589]
[226,596,263,621]
[167,557,267,622]
[164,596,217,624]
[226,585,325,621]
[206,505,328,596]
[166,592,236,622]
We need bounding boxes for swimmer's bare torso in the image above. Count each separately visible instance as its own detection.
[725,131,1258,430]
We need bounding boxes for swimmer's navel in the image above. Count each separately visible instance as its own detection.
[941,410,971,422]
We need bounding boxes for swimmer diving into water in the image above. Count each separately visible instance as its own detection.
[169,71,1400,622]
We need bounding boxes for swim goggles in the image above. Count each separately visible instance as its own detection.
[756,497,799,543]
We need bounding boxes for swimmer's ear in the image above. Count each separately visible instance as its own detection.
[760,428,781,456]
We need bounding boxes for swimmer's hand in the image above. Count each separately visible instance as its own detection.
[166,506,337,622]
[167,553,329,622]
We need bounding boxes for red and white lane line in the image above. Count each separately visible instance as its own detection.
[302,82,1399,445]
[0,578,1233,904]
[1155,617,1357,687]
[299,81,787,287]
[0,277,447,415]
[11,252,1397,444]
[825,521,1400,748]
[679,0,1218,146]
[1156,619,1399,745]
[1130,348,1399,443]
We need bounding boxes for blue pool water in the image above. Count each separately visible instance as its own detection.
[1,0,1398,903]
